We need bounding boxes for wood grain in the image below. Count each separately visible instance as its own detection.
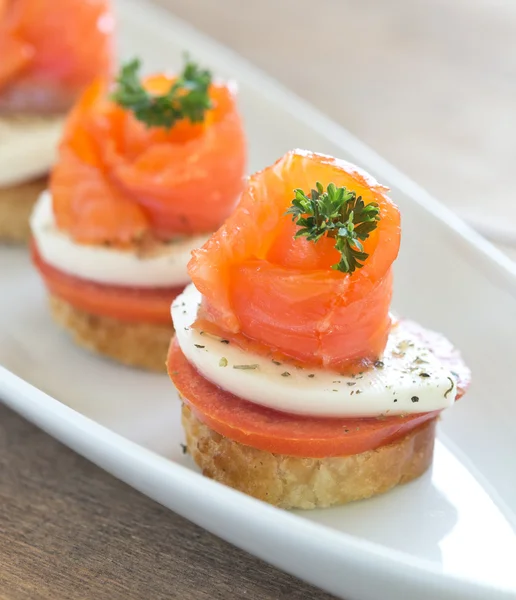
[0,404,335,599]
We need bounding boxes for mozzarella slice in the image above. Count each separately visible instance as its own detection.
[31,191,209,288]
[172,284,458,418]
[0,114,64,187]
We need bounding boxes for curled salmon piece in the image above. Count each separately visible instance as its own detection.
[51,75,247,244]
[189,150,401,369]
[0,0,114,113]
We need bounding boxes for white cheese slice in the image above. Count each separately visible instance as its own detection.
[31,191,209,288]
[172,284,457,418]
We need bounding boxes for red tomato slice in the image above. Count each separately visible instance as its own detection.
[168,338,469,458]
[168,319,470,458]
[32,242,180,325]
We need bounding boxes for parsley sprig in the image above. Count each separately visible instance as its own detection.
[111,57,213,129]
[286,182,380,273]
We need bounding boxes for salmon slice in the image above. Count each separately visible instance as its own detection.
[0,34,33,89]
[0,0,113,113]
[51,75,247,244]
[188,150,401,369]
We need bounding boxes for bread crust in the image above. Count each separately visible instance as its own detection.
[182,403,436,509]
[49,294,172,372]
[0,176,47,243]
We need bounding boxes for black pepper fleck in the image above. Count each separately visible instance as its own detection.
[419,372,430,378]
[180,443,188,454]
[308,374,315,378]
[347,382,356,387]
[281,372,291,377]
[374,360,384,369]
[194,344,205,349]
[411,396,419,403]
[220,339,230,344]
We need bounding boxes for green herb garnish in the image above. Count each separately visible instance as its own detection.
[219,357,228,367]
[286,182,380,273]
[112,56,213,129]
[444,377,455,398]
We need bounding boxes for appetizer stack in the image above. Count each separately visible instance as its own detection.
[31,58,246,370]
[0,0,113,242]
[2,0,470,511]
[168,150,470,509]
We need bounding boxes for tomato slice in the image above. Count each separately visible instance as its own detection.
[168,322,470,458]
[32,242,180,325]
[170,340,446,457]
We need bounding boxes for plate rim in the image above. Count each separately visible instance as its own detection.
[1,365,514,599]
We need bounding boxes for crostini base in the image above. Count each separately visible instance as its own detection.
[49,294,173,372]
[182,403,436,509]
[0,176,47,243]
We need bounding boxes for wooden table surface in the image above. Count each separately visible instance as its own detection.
[2,1,516,599]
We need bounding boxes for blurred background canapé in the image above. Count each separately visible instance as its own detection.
[152,0,516,260]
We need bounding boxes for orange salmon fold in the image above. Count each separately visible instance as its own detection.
[188,150,401,369]
[0,0,114,113]
[50,75,247,244]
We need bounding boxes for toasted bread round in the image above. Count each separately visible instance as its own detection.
[182,403,436,509]
[0,176,47,243]
[49,294,172,372]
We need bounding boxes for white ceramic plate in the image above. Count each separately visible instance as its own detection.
[1,2,516,599]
